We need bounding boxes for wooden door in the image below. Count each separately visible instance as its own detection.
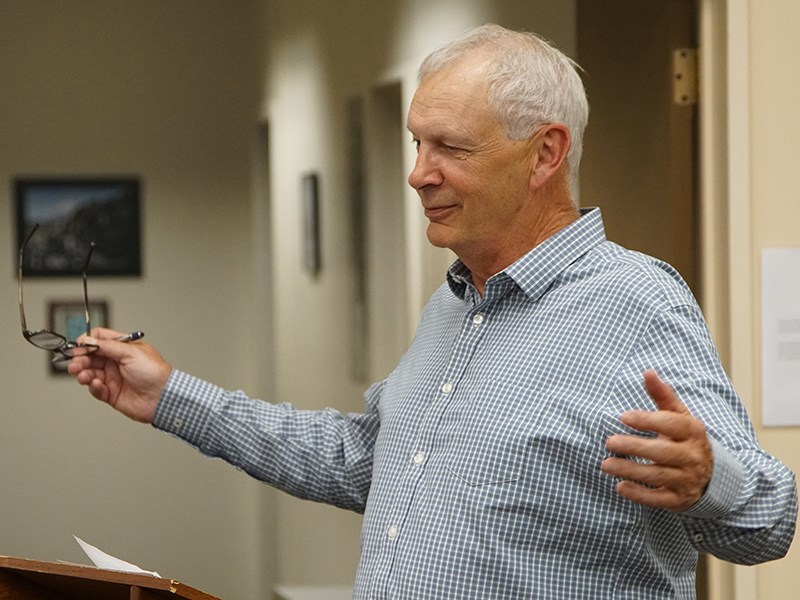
[577,0,699,296]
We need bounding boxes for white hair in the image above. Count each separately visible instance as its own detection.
[418,24,589,198]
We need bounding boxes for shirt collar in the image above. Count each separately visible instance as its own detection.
[447,207,607,302]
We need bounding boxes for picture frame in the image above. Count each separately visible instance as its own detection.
[48,299,109,375]
[302,172,321,275]
[346,96,368,381]
[15,177,142,277]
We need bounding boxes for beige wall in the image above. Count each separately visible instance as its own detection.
[2,1,797,599]
[260,0,577,586]
[0,1,576,596]
[702,1,800,598]
[0,2,270,599]
[257,0,800,593]
[737,0,800,597]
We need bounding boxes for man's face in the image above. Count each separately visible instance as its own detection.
[406,58,537,266]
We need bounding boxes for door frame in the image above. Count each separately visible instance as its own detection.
[699,0,757,598]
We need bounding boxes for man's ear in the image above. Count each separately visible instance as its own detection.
[530,124,571,191]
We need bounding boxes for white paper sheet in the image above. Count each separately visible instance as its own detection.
[74,535,160,577]
[761,248,800,426]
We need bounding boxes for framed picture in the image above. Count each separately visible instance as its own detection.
[48,300,109,375]
[302,172,321,275]
[15,177,141,277]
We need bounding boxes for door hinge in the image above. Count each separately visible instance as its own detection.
[672,48,698,106]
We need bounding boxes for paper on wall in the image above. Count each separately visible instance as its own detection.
[761,247,800,426]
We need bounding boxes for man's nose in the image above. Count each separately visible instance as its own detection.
[408,146,443,190]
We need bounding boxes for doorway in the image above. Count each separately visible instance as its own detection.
[577,0,699,295]
[363,81,410,382]
[576,1,705,597]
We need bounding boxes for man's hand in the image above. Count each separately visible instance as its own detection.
[67,327,172,424]
[601,370,713,512]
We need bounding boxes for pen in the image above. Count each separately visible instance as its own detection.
[115,331,145,343]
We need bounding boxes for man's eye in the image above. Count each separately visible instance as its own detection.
[445,144,469,156]
[411,139,420,151]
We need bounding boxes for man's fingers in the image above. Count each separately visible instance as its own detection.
[88,378,111,403]
[68,352,117,404]
[614,480,683,510]
[81,335,139,362]
[603,371,714,511]
[606,433,690,464]
[618,409,706,442]
[602,457,674,487]
[643,369,687,414]
[87,327,127,340]
[602,455,708,511]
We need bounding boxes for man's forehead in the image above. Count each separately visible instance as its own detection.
[407,71,494,134]
[418,53,491,91]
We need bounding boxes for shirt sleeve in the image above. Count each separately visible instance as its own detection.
[680,437,798,564]
[152,369,381,513]
[618,304,798,564]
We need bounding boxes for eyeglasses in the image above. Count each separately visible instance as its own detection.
[18,224,98,363]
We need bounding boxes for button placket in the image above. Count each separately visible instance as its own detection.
[376,299,498,585]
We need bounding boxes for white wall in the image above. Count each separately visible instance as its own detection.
[0,2,270,599]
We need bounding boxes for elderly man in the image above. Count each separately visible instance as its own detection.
[70,24,795,599]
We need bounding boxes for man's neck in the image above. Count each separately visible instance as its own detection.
[468,203,580,296]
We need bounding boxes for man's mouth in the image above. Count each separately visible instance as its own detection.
[424,205,457,221]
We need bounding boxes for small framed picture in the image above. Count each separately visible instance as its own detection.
[48,300,109,375]
[15,177,142,277]
[302,172,321,275]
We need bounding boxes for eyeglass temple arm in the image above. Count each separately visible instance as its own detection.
[18,251,28,333]
[82,242,96,336]
[17,224,39,334]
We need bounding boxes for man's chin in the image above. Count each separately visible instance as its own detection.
[425,225,452,249]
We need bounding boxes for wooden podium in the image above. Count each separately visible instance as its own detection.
[0,555,221,600]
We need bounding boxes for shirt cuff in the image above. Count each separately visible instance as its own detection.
[152,369,225,447]
[681,436,743,519]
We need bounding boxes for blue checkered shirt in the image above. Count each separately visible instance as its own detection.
[155,208,796,599]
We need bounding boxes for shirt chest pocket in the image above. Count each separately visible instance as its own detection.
[438,379,541,487]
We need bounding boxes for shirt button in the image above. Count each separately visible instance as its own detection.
[693,532,704,543]
[413,452,425,465]
[172,418,183,430]
[441,382,454,394]
[387,525,399,539]
[472,313,485,325]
